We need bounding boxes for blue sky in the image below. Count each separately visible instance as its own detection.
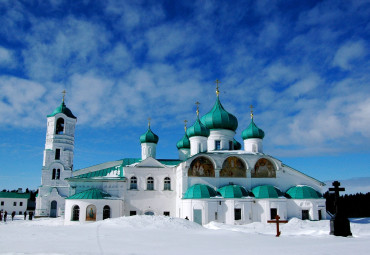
[0,0,369,190]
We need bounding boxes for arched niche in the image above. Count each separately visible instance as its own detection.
[252,158,276,178]
[188,156,215,177]
[86,204,97,221]
[220,156,246,178]
[56,118,65,134]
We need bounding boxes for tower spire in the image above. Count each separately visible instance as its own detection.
[215,79,221,97]
[62,90,66,102]
[184,120,188,132]
[195,101,200,117]
[250,105,254,119]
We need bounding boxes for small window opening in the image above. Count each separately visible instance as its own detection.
[52,169,56,180]
[56,169,60,180]
[130,211,137,216]
[56,118,65,134]
[147,177,154,190]
[234,208,241,220]
[55,149,60,160]
[164,211,170,216]
[270,208,277,220]
[229,141,233,150]
[130,176,137,190]
[164,177,171,190]
[215,140,221,150]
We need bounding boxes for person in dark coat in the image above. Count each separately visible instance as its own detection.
[0,210,3,221]
[24,211,27,220]
[29,211,33,220]
[11,211,15,221]
[185,216,189,220]
[4,211,7,222]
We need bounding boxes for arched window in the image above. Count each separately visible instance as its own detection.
[56,118,65,134]
[56,169,60,180]
[71,205,80,221]
[50,200,57,218]
[147,177,154,190]
[86,205,96,221]
[220,157,246,178]
[164,177,171,190]
[52,169,56,180]
[252,158,276,178]
[188,157,215,177]
[103,205,111,220]
[144,211,154,216]
[130,176,137,190]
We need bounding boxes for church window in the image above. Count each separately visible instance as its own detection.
[1,201,4,206]
[55,149,60,160]
[103,205,111,220]
[215,140,221,150]
[229,141,233,150]
[144,211,154,215]
[130,176,137,190]
[20,202,23,206]
[56,169,60,180]
[215,212,218,221]
[56,118,64,134]
[19,211,22,215]
[318,210,322,220]
[164,177,171,190]
[302,210,309,220]
[147,177,154,190]
[234,208,241,220]
[270,208,277,220]
[252,144,257,152]
[72,205,80,221]
[14,202,17,206]
[130,211,136,216]
[52,169,56,179]
[164,211,170,216]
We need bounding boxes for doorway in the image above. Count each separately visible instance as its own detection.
[50,201,57,218]
[193,209,202,225]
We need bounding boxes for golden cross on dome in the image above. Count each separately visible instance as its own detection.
[215,79,221,96]
[148,117,151,127]
[184,120,188,132]
[250,105,254,119]
[62,90,66,102]
[195,101,200,116]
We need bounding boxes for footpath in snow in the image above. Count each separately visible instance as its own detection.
[0,215,369,255]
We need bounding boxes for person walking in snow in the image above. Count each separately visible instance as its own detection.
[29,211,33,220]
[0,210,3,221]
[24,211,27,220]
[11,211,15,221]
[4,211,7,222]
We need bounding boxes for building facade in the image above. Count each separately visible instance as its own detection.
[36,89,326,224]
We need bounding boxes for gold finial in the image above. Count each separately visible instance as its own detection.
[250,105,254,119]
[195,101,200,116]
[215,79,221,97]
[62,90,66,102]
[148,117,151,127]
[184,120,188,132]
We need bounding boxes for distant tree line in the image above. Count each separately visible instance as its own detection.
[324,192,370,218]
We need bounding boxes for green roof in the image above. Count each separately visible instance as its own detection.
[73,166,120,178]
[122,158,141,166]
[217,185,249,198]
[0,192,31,199]
[183,184,218,199]
[201,97,238,131]
[187,117,210,138]
[140,127,159,144]
[47,101,77,119]
[66,189,111,199]
[176,132,190,149]
[233,139,242,150]
[158,159,183,166]
[286,186,322,199]
[251,185,282,199]
[242,118,265,140]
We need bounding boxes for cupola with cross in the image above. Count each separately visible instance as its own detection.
[140,118,159,160]
[176,120,191,160]
[242,105,265,153]
[187,102,210,156]
[200,80,238,151]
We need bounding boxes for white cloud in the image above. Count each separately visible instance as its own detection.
[332,40,367,70]
[0,46,16,68]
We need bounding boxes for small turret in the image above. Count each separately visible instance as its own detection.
[176,120,191,160]
[140,118,159,160]
[187,102,209,156]
[242,105,264,153]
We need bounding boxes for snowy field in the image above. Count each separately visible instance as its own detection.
[1,216,369,255]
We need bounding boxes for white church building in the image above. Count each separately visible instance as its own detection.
[36,86,326,225]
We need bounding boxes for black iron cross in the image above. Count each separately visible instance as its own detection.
[329,181,345,213]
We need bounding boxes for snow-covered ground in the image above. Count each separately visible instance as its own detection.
[1,216,369,255]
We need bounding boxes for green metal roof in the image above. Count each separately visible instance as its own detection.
[233,139,242,150]
[47,101,77,119]
[157,159,183,166]
[251,185,282,199]
[122,158,141,166]
[140,127,159,144]
[73,166,120,178]
[217,185,249,198]
[176,132,190,149]
[201,97,238,131]
[0,192,31,199]
[183,184,218,199]
[66,189,111,199]
[242,118,265,140]
[286,186,322,199]
[187,117,210,138]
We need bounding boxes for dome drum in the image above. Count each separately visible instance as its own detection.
[207,129,235,151]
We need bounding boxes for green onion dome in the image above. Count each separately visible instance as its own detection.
[47,101,76,119]
[176,132,190,149]
[187,117,210,138]
[286,186,322,199]
[140,127,159,144]
[233,139,242,150]
[217,185,249,198]
[242,119,265,140]
[183,184,218,199]
[200,97,238,131]
[251,185,283,199]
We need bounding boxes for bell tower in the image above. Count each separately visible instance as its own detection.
[36,91,77,217]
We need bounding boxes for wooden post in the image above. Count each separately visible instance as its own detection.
[267,215,288,237]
